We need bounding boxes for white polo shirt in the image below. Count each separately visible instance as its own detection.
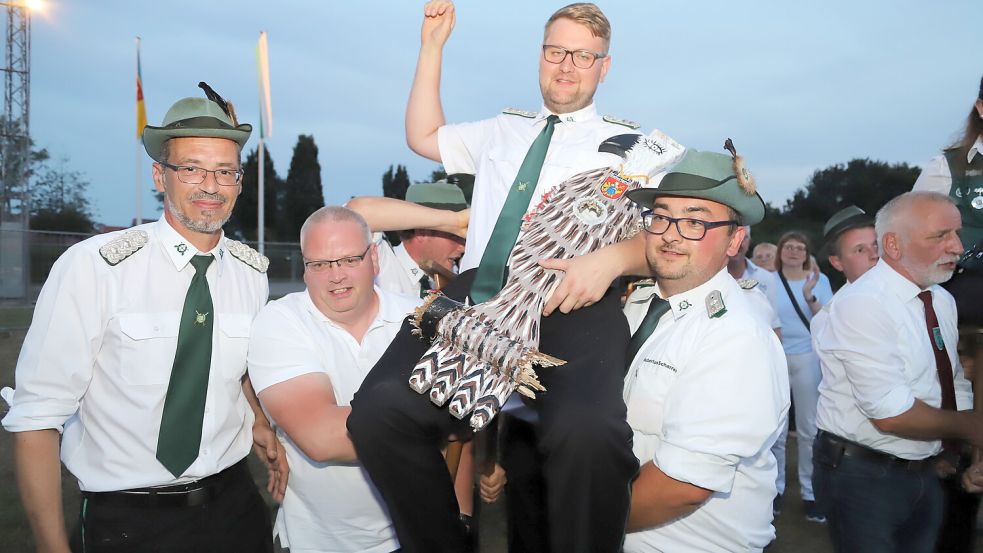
[623,269,790,553]
[2,218,268,491]
[814,259,972,459]
[437,102,641,271]
[247,287,421,553]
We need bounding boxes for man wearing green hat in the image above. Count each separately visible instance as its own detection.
[622,147,790,552]
[3,85,283,552]
[374,180,468,297]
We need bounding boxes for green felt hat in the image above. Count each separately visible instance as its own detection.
[823,205,873,244]
[405,179,469,211]
[626,146,766,225]
[143,90,252,163]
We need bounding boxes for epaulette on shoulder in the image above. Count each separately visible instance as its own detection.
[99,229,148,266]
[737,278,759,290]
[631,278,655,288]
[502,107,538,118]
[603,115,640,129]
[226,239,270,273]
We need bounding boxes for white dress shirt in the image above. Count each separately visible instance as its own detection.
[247,287,420,553]
[375,238,429,296]
[2,218,269,491]
[740,259,782,330]
[913,135,983,193]
[437,102,642,271]
[814,259,972,459]
[623,269,790,553]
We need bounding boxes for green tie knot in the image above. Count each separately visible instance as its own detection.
[191,254,214,275]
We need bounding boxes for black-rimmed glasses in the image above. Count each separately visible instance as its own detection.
[642,210,738,241]
[159,161,243,187]
[541,45,607,69]
[304,245,371,272]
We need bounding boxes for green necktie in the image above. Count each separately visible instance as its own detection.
[471,114,559,302]
[625,294,670,370]
[157,254,215,477]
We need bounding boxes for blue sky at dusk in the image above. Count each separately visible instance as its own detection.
[24,0,980,227]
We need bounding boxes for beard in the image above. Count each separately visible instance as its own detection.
[166,192,231,234]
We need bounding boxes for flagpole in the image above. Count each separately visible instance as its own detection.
[258,137,265,255]
[135,36,143,226]
[256,31,272,255]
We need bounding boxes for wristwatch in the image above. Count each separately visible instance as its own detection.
[805,295,817,304]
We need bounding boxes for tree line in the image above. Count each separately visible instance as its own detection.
[25,140,922,259]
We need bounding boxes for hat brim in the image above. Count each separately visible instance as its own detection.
[625,187,766,226]
[143,122,252,162]
[823,213,874,244]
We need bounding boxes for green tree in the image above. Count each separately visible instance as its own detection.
[226,147,283,241]
[28,149,96,233]
[280,135,325,242]
[382,164,411,201]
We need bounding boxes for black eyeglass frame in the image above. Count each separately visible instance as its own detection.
[641,209,739,241]
[541,44,607,69]
[303,245,372,272]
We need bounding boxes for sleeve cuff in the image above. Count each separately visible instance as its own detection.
[653,439,737,493]
[860,388,915,421]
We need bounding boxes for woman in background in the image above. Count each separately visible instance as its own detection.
[772,231,833,523]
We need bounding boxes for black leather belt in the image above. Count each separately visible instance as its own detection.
[816,430,934,472]
[81,458,247,508]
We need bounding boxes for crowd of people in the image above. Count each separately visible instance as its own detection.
[3,1,983,553]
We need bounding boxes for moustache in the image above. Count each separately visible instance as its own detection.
[937,256,961,265]
[188,192,227,204]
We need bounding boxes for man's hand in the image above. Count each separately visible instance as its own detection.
[963,461,983,493]
[422,1,455,48]
[480,463,507,503]
[252,423,289,503]
[540,253,621,316]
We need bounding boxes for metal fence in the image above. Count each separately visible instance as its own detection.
[1,227,306,303]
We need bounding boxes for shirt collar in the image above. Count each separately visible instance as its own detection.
[868,258,924,302]
[662,268,734,320]
[969,135,983,164]
[394,243,426,284]
[154,218,226,275]
[536,102,597,125]
[302,285,403,328]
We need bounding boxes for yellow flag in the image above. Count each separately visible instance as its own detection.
[136,37,147,139]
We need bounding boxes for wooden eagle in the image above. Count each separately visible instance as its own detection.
[409,129,685,430]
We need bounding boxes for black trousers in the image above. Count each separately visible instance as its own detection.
[70,459,272,553]
[936,463,982,553]
[501,415,549,553]
[348,269,637,553]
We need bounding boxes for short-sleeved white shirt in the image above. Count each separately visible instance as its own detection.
[913,135,983,193]
[375,238,428,297]
[740,259,782,330]
[623,269,790,553]
[437,102,641,271]
[247,288,421,553]
[1,218,269,491]
[814,259,972,459]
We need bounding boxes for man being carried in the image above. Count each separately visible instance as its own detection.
[348,2,656,552]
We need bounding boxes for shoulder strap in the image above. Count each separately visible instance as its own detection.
[778,270,811,330]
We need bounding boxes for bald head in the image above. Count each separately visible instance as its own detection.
[300,206,372,251]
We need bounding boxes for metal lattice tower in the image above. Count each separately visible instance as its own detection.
[0,4,29,216]
[0,3,30,298]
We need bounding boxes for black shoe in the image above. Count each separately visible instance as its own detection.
[772,494,783,516]
[804,500,826,523]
